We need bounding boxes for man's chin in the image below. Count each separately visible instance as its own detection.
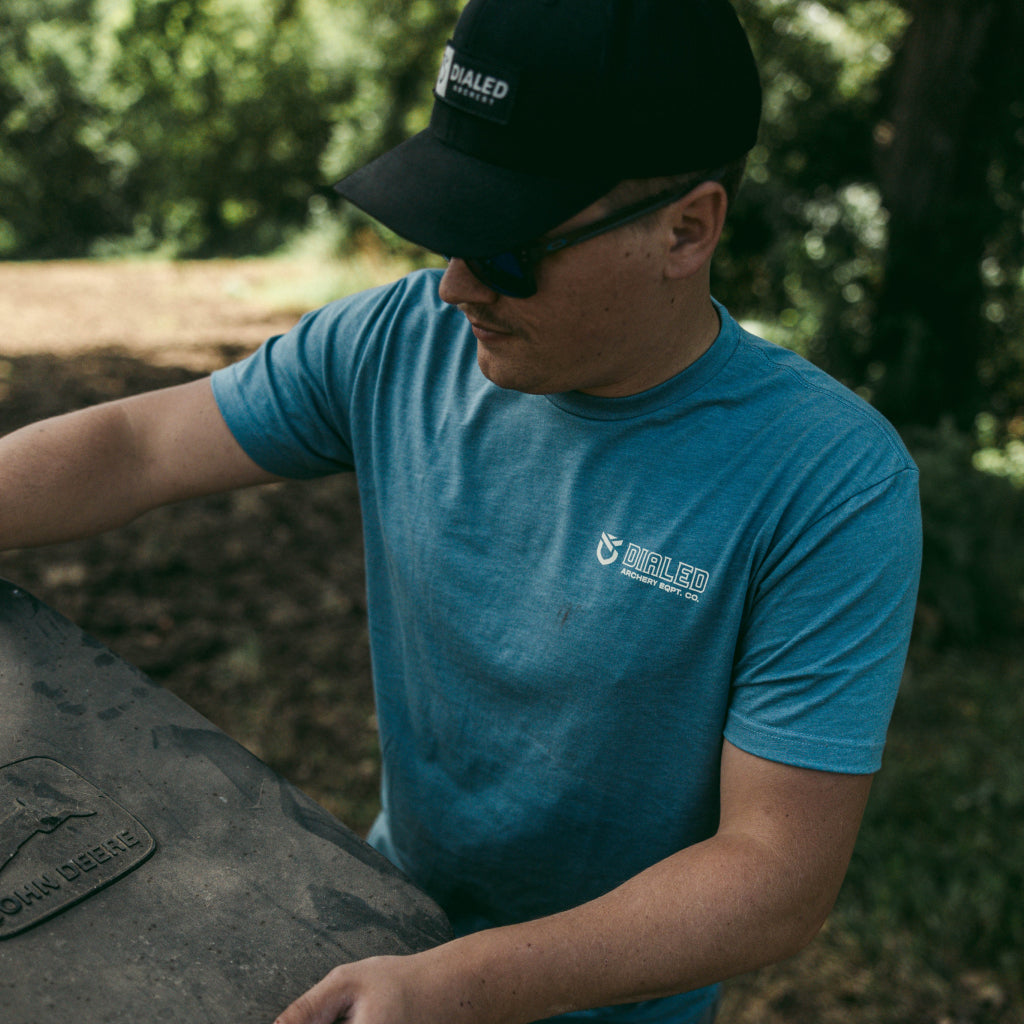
[476,350,555,395]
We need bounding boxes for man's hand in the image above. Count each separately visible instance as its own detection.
[273,956,382,1024]
[273,954,453,1024]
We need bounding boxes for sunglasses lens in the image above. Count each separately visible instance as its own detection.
[465,251,537,298]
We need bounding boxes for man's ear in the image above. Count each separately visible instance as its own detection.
[663,182,728,280]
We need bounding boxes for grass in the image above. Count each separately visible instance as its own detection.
[842,642,1024,997]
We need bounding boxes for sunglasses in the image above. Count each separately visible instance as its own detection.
[446,172,723,298]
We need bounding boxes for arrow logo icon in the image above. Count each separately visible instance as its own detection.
[596,532,624,566]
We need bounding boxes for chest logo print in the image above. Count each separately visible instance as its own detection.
[597,531,711,602]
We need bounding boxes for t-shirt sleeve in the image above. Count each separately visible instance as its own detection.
[210,276,433,479]
[210,308,355,479]
[724,465,921,774]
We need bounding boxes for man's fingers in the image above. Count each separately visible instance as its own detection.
[273,968,354,1024]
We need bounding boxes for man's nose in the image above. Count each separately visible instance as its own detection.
[438,258,500,306]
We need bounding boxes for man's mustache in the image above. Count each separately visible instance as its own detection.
[458,305,520,335]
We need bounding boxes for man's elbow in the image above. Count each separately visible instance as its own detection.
[742,835,849,969]
[762,873,844,967]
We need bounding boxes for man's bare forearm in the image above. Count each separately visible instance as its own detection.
[0,401,155,550]
[390,832,824,1023]
[275,829,835,1024]
[0,379,278,553]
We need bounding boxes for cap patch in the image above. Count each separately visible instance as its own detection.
[434,44,517,125]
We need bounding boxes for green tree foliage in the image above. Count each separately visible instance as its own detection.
[101,0,360,254]
[2,0,379,255]
[0,0,460,257]
[717,2,910,358]
[313,0,460,242]
[1,0,123,254]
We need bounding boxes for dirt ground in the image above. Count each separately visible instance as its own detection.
[0,258,310,369]
[0,260,1014,1024]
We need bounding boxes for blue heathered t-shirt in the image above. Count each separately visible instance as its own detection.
[210,269,921,1024]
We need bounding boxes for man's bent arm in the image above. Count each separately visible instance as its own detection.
[0,378,280,552]
[275,741,873,1024]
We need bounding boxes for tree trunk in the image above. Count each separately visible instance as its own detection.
[868,0,1016,429]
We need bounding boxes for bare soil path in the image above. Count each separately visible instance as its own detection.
[0,258,305,368]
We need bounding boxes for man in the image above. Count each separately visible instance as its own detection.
[0,1,921,1022]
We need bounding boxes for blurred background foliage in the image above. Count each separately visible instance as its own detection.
[0,0,456,257]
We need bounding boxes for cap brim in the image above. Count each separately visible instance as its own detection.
[334,130,616,258]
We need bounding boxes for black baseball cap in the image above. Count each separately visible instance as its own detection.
[334,0,761,258]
